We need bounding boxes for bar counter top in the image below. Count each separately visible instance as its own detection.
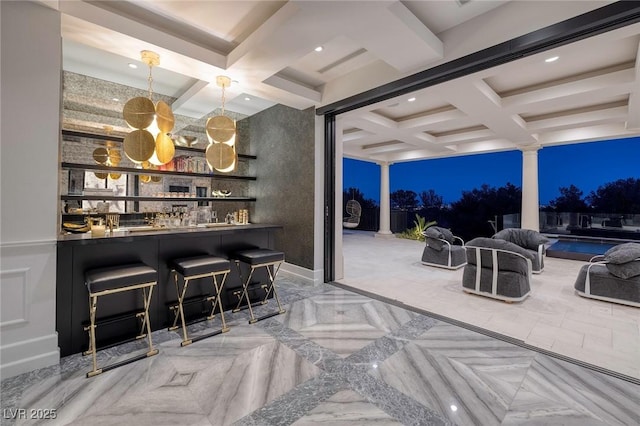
[58,223,282,245]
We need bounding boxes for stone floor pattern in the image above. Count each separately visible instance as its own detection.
[1,276,639,426]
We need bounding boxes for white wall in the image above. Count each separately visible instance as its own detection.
[1,1,61,379]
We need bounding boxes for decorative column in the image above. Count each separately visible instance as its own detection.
[521,145,541,231]
[376,161,394,238]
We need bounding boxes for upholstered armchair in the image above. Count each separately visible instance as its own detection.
[574,243,640,307]
[421,226,466,269]
[462,237,534,302]
[492,228,549,273]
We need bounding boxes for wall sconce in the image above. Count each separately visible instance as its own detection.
[205,75,237,173]
[122,50,175,166]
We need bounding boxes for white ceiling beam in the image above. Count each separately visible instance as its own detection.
[172,80,210,117]
[435,79,536,143]
[502,68,635,113]
[527,105,628,132]
[398,109,467,131]
[346,1,443,73]
[435,129,496,145]
[537,122,638,146]
[626,40,640,130]
[58,1,227,69]
[262,74,322,102]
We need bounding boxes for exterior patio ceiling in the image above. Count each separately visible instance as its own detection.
[49,0,640,161]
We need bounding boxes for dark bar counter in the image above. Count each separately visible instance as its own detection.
[56,224,282,356]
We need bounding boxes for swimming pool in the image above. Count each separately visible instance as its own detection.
[546,239,617,261]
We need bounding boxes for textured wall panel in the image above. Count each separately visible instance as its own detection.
[250,105,315,269]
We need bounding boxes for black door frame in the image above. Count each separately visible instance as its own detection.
[319,2,640,282]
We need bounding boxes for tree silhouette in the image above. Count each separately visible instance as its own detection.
[419,189,444,209]
[448,183,522,240]
[390,189,418,211]
[549,184,589,212]
[586,178,640,213]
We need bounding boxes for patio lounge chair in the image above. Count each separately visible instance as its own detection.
[421,226,466,269]
[492,228,549,273]
[462,237,534,302]
[574,243,640,307]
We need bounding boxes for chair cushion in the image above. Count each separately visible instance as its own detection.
[85,263,156,294]
[606,261,640,280]
[604,243,640,264]
[493,228,549,251]
[231,248,284,265]
[171,255,230,277]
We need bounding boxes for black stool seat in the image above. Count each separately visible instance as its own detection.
[86,263,156,294]
[171,255,230,277]
[231,249,284,265]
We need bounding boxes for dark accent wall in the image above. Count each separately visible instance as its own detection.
[249,105,315,269]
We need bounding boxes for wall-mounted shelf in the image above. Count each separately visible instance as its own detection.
[61,162,256,181]
[61,195,256,202]
[62,129,257,160]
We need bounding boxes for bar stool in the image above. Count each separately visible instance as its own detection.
[230,248,286,324]
[169,255,231,346]
[83,263,158,378]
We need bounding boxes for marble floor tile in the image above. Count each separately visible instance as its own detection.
[373,323,537,426]
[274,289,416,357]
[503,354,640,426]
[292,390,404,425]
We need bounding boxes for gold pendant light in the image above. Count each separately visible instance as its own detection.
[205,75,237,172]
[123,50,175,165]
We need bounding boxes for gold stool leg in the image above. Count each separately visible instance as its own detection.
[210,271,230,333]
[233,262,258,324]
[265,262,286,314]
[169,271,182,331]
[175,276,192,346]
[142,284,159,356]
[86,295,102,378]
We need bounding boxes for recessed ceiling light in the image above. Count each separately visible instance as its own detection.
[545,56,559,63]
[112,98,119,102]
[450,405,458,412]
[408,97,416,102]
[314,46,323,52]
[128,63,138,69]
[244,97,251,101]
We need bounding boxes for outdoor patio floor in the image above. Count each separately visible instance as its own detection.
[339,231,640,381]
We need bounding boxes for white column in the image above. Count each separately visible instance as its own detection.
[376,161,394,238]
[521,145,541,231]
[1,1,61,378]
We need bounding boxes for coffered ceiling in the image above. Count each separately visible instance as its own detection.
[51,0,640,162]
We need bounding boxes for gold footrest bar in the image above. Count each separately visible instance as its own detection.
[86,349,158,378]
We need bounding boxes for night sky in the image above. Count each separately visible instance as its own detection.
[343,136,640,205]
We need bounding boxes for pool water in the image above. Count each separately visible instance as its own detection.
[548,240,617,255]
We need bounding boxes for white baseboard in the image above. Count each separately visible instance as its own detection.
[0,333,59,380]
[280,262,324,286]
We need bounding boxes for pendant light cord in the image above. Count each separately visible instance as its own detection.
[147,64,154,102]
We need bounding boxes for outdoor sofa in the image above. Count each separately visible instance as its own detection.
[421,226,466,269]
[574,242,640,307]
[492,228,549,273]
[462,237,534,302]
